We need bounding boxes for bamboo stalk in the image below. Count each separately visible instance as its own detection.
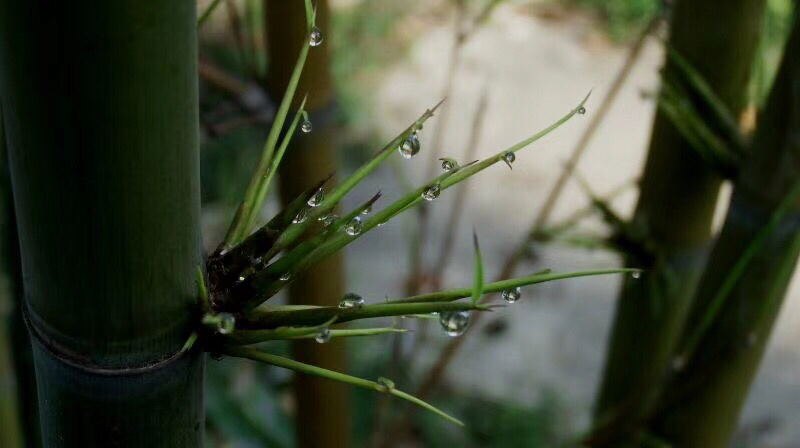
[0,1,205,445]
[648,16,800,446]
[591,0,767,442]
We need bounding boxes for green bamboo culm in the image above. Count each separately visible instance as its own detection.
[0,1,205,446]
[591,0,767,444]
[649,14,800,446]
[0,105,24,448]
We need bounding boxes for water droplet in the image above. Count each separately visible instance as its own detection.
[439,311,470,337]
[280,272,291,281]
[441,159,455,172]
[338,293,365,309]
[238,275,246,282]
[502,287,521,304]
[217,313,236,335]
[631,271,641,279]
[315,328,331,344]
[577,106,586,115]
[344,216,363,236]
[319,213,338,227]
[307,189,324,207]
[422,184,441,201]
[503,152,516,165]
[397,131,420,159]
[309,26,323,47]
[377,377,395,391]
[361,204,372,215]
[376,221,386,227]
[292,207,308,224]
[301,120,313,134]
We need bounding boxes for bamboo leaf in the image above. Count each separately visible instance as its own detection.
[222,346,465,426]
[389,268,639,304]
[197,0,224,28]
[222,0,315,248]
[471,231,484,305]
[262,100,446,256]
[237,93,591,308]
[239,301,490,329]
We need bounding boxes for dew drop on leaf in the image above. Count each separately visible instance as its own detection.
[577,106,586,115]
[502,287,521,304]
[441,159,455,172]
[421,184,441,201]
[338,293,365,309]
[344,216,363,236]
[217,313,235,335]
[309,26,323,47]
[301,119,313,133]
[292,207,309,224]
[631,271,641,279]
[315,328,332,344]
[397,131,421,159]
[319,213,338,227]
[307,189,324,207]
[439,311,470,337]
[502,151,515,169]
[280,272,291,281]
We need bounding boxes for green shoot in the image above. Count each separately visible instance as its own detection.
[222,345,465,426]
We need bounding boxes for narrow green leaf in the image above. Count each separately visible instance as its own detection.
[197,0,224,28]
[240,93,591,307]
[239,301,490,329]
[222,0,314,248]
[222,346,465,426]
[389,268,640,304]
[196,266,210,313]
[471,231,483,305]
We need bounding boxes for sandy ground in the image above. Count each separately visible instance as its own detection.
[337,3,800,446]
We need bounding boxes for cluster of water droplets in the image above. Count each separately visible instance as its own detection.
[422,184,441,201]
[439,311,470,337]
[309,26,323,47]
[502,287,521,304]
[398,131,421,159]
[344,216,363,236]
[338,293,365,309]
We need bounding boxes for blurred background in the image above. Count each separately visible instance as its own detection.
[193,0,798,446]
[1,0,795,447]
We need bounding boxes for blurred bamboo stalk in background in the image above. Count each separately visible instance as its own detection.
[265,1,352,447]
[592,0,768,444]
[648,13,800,446]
